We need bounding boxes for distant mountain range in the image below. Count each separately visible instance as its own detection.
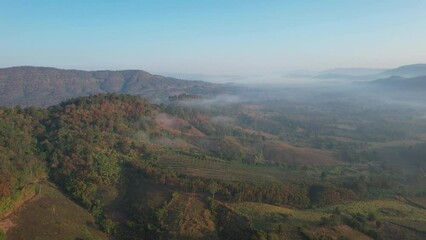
[161,72,245,83]
[367,64,426,91]
[371,75,426,90]
[381,64,426,78]
[0,66,223,107]
[314,63,426,81]
[1,64,426,107]
[318,67,386,77]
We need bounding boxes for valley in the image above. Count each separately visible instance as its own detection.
[0,80,425,239]
[2,1,426,239]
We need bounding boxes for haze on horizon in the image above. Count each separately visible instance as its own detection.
[1,0,426,79]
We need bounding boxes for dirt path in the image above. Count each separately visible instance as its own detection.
[0,218,15,233]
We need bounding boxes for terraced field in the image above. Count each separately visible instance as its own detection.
[156,152,320,183]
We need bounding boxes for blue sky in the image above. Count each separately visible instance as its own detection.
[1,0,425,75]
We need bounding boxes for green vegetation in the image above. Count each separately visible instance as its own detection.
[1,93,426,240]
[0,107,47,214]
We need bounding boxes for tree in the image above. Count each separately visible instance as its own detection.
[254,151,265,164]
[208,182,220,199]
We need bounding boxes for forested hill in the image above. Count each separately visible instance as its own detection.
[0,94,354,239]
[0,66,222,107]
[2,93,426,239]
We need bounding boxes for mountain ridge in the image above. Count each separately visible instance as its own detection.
[0,66,221,107]
[371,75,426,90]
[381,63,426,77]
[314,63,426,81]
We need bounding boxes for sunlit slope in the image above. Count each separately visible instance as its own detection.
[2,182,107,240]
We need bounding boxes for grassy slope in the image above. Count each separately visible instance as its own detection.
[228,202,328,229]
[156,151,326,184]
[3,182,107,240]
[227,199,426,240]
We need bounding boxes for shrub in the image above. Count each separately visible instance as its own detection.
[368,212,376,221]
[267,233,279,240]
[251,230,268,240]
[102,218,116,235]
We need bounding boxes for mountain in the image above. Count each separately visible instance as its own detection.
[314,64,426,81]
[0,94,343,239]
[381,63,426,78]
[2,93,426,239]
[371,75,426,90]
[0,66,222,107]
[314,68,387,81]
[314,73,374,81]
[319,68,386,76]
[161,72,245,83]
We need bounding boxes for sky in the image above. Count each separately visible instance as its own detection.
[1,0,426,76]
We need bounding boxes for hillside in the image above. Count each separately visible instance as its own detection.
[0,66,222,107]
[371,75,426,90]
[313,64,426,81]
[1,182,108,240]
[381,64,426,78]
[314,68,386,81]
[1,94,425,239]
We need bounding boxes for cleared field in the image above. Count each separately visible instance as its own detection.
[2,182,107,240]
[227,202,329,231]
[391,219,426,233]
[156,152,320,183]
[322,199,426,222]
[227,202,373,240]
[321,199,426,236]
[262,141,339,166]
[228,199,426,239]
